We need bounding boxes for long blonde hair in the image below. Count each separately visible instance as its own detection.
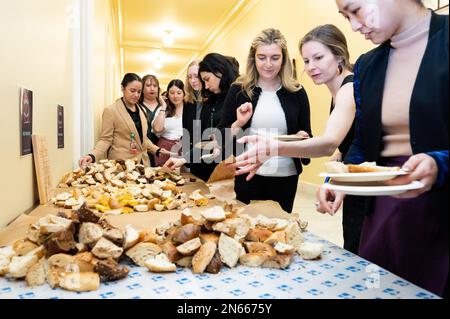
[184,60,202,104]
[236,28,300,99]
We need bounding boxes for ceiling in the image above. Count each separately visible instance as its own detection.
[117,0,252,88]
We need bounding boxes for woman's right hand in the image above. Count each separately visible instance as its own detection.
[163,157,187,170]
[79,155,93,168]
[159,96,167,107]
[236,102,253,128]
[315,185,345,216]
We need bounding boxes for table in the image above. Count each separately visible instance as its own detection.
[0,232,439,299]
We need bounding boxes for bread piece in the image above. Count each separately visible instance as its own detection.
[324,161,348,173]
[347,162,400,173]
[47,253,73,269]
[274,242,295,254]
[45,266,62,288]
[0,246,15,276]
[171,224,201,245]
[212,218,250,240]
[239,253,268,267]
[25,257,46,287]
[72,252,95,272]
[285,222,304,249]
[176,237,202,256]
[297,242,323,260]
[102,227,124,247]
[138,230,158,244]
[245,228,273,242]
[218,233,242,268]
[264,231,286,245]
[44,229,77,257]
[144,258,177,272]
[124,224,140,249]
[26,225,46,245]
[75,203,101,223]
[126,242,162,267]
[200,206,226,222]
[91,238,124,259]
[78,222,103,245]
[94,258,129,282]
[189,190,208,206]
[26,245,46,259]
[192,242,217,274]
[13,239,39,256]
[38,215,73,234]
[161,241,181,263]
[176,256,193,268]
[75,243,89,252]
[7,254,39,278]
[271,218,289,231]
[244,242,277,257]
[262,254,293,269]
[199,232,220,245]
[205,251,222,274]
[59,272,100,292]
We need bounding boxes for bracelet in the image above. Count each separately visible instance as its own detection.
[156,147,162,157]
[159,109,167,113]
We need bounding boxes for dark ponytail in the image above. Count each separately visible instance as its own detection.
[121,73,142,88]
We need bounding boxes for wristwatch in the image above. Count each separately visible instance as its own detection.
[156,148,162,157]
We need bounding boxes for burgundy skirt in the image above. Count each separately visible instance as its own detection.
[359,156,448,297]
[154,137,181,167]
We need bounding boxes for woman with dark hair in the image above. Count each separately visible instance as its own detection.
[79,73,166,167]
[314,0,448,297]
[152,79,185,167]
[164,53,240,181]
[138,74,165,166]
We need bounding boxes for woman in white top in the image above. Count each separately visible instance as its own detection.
[152,79,184,166]
[218,28,312,213]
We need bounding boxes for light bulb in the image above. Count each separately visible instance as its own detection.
[163,30,174,46]
[153,60,163,70]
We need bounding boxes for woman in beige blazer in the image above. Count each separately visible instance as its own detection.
[79,73,168,167]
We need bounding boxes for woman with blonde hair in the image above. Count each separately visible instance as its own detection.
[218,28,312,213]
[234,24,367,253]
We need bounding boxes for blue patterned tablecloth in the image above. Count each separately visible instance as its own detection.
[0,232,439,299]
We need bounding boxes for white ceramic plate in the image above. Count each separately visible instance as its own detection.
[319,170,408,182]
[274,135,308,142]
[322,181,424,196]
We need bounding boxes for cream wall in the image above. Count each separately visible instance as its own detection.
[92,0,122,142]
[0,0,121,227]
[0,0,76,227]
[200,0,374,184]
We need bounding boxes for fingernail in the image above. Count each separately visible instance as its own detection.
[402,166,411,172]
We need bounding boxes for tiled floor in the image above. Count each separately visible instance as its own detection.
[293,182,343,247]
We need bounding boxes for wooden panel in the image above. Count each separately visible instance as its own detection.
[32,135,53,205]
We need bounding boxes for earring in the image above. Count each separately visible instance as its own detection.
[338,63,344,75]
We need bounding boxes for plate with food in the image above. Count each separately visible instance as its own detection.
[319,161,408,182]
[322,180,424,196]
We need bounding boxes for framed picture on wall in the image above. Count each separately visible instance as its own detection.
[57,105,64,149]
[20,87,33,156]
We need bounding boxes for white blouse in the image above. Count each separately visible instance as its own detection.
[249,89,297,177]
